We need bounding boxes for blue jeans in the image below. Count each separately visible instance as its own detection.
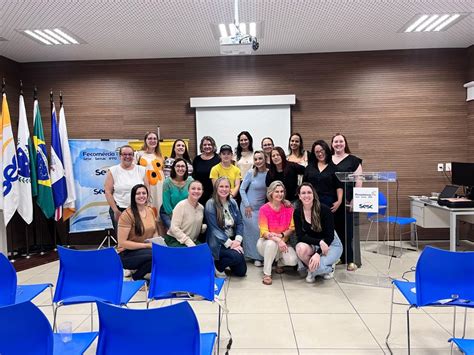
[159,205,171,229]
[215,245,247,277]
[119,248,152,281]
[309,234,343,276]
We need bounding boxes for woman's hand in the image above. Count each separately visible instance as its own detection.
[330,200,341,213]
[278,239,288,253]
[245,206,253,218]
[319,240,330,256]
[230,240,244,254]
[308,253,320,272]
[114,209,122,222]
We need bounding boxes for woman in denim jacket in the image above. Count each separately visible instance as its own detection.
[205,177,247,277]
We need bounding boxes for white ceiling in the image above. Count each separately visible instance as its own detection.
[0,0,473,63]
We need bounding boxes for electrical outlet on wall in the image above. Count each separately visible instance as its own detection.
[437,163,444,172]
[445,162,452,172]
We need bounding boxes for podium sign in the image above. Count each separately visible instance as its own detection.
[353,187,379,213]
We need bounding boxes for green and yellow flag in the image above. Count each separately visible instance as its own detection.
[32,99,54,218]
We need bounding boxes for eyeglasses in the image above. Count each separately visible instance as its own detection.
[121,153,134,157]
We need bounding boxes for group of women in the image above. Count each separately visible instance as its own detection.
[105,130,362,285]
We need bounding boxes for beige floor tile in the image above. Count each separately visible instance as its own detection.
[229,350,298,354]
[361,312,451,349]
[387,347,462,354]
[228,269,284,290]
[291,313,380,349]
[429,312,474,338]
[286,287,355,314]
[225,288,288,314]
[299,349,385,354]
[223,313,297,349]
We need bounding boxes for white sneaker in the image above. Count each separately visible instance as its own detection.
[254,260,263,267]
[305,271,316,283]
[323,264,336,280]
[215,268,226,278]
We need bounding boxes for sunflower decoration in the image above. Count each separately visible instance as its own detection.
[146,158,164,185]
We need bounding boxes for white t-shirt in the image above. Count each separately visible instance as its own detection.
[109,164,146,208]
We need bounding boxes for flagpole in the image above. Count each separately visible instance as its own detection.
[35,87,46,256]
[59,91,71,248]
[50,90,59,251]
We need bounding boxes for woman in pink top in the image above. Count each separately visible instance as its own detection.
[257,180,298,285]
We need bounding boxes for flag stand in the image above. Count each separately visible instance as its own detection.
[24,225,30,259]
[98,228,117,249]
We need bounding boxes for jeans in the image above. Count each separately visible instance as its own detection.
[215,245,247,277]
[304,234,343,277]
[119,248,152,281]
[159,205,171,230]
[256,238,298,276]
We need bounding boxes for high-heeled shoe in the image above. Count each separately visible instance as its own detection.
[346,262,358,271]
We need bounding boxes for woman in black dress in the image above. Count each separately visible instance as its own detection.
[192,136,220,205]
[331,133,362,271]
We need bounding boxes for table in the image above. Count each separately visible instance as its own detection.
[409,196,474,251]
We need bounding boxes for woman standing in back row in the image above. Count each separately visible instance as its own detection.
[192,136,220,205]
[235,131,254,177]
[331,133,362,271]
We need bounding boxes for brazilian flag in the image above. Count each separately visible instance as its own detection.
[32,100,54,219]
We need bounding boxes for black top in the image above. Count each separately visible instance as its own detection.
[294,203,335,254]
[303,162,342,201]
[265,162,305,200]
[333,154,362,202]
[192,154,221,205]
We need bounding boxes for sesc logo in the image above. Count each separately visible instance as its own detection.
[93,188,106,195]
[95,169,107,176]
[358,203,373,209]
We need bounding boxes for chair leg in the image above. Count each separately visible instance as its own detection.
[407,306,414,355]
[385,284,395,352]
[217,305,221,355]
[365,220,374,249]
[399,224,403,258]
[49,285,54,315]
[462,307,467,338]
[414,224,419,252]
[52,303,62,332]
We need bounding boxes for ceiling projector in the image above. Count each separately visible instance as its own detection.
[219,34,259,55]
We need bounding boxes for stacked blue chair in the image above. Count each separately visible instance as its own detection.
[386,246,474,354]
[96,300,216,355]
[449,338,474,355]
[0,252,53,307]
[365,191,418,255]
[53,246,146,330]
[0,301,97,355]
[148,243,228,352]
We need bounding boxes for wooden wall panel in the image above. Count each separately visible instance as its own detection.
[4,48,471,245]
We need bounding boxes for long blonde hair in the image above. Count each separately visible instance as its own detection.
[252,150,267,177]
[211,177,231,228]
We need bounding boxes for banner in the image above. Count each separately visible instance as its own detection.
[69,139,128,233]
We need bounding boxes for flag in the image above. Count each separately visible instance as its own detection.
[1,93,19,225]
[50,101,67,221]
[58,103,76,220]
[16,94,33,224]
[33,99,54,219]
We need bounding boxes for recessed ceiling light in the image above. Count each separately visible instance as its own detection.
[19,27,83,45]
[402,13,470,33]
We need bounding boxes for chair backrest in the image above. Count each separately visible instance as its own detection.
[53,246,123,304]
[0,301,53,354]
[149,243,216,301]
[367,191,387,219]
[415,246,474,306]
[96,300,201,355]
[0,253,17,306]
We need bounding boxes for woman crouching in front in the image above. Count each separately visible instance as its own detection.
[257,180,298,285]
[294,182,343,283]
[205,177,247,277]
[117,184,157,281]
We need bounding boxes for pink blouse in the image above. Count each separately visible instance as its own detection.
[258,203,295,237]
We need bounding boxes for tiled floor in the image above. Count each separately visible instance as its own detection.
[19,243,472,354]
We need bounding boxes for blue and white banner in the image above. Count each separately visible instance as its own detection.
[69,139,128,233]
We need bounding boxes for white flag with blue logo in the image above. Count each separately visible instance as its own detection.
[1,93,19,225]
[59,103,76,220]
[16,94,33,224]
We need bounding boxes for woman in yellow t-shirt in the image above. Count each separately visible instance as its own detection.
[210,145,242,199]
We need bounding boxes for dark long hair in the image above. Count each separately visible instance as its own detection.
[295,182,322,232]
[236,131,254,160]
[130,184,149,236]
[170,139,192,162]
[170,158,189,180]
[288,133,305,157]
[268,147,288,178]
[308,140,331,165]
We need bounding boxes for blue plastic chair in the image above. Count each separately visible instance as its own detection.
[0,301,98,355]
[148,243,228,351]
[53,246,146,330]
[449,338,474,355]
[365,191,418,255]
[96,300,216,355]
[386,246,474,354]
[0,252,53,307]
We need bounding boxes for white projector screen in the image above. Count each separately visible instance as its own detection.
[192,95,295,155]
